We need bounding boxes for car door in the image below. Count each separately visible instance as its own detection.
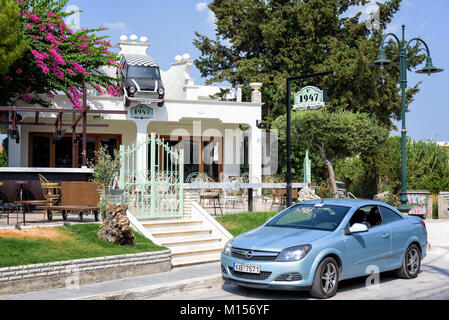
[344,206,393,276]
[379,206,409,267]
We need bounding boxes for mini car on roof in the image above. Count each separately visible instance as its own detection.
[118,54,165,107]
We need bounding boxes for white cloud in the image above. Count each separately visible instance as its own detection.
[419,21,428,31]
[104,22,128,32]
[386,24,400,33]
[207,10,217,25]
[196,2,216,27]
[196,2,208,12]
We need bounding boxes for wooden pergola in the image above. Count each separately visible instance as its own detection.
[0,91,128,168]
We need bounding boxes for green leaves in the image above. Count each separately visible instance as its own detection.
[88,145,121,191]
[377,137,449,194]
[273,109,388,196]
[275,109,389,161]
[0,0,28,75]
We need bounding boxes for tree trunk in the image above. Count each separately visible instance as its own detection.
[323,159,339,198]
[315,143,339,198]
[97,203,136,245]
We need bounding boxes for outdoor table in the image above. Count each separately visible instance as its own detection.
[14,200,50,224]
[185,183,308,212]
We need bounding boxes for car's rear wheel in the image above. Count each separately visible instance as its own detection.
[309,257,339,299]
[397,244,421,279]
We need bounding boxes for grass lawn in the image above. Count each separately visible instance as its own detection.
[0,224,167,268]
[216,211,278,237]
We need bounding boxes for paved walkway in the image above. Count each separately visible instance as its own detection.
[0,262,221,300]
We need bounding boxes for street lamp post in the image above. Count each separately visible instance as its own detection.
[371,25,443,213]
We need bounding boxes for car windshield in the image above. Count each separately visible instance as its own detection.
[127,66,160,79]
[266,204,351,231]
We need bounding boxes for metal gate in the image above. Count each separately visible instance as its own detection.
[119,132,184,219]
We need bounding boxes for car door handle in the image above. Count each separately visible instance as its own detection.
[382,233,390,239]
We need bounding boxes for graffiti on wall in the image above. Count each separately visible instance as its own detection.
[407,194,429,216]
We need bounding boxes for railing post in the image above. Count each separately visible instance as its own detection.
[119,145,125,189]
[179,148,184,218]
[150,132,156,217]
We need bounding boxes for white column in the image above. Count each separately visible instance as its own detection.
[134,120,151,179]
[249,126,262,183]
[8,127,22,167]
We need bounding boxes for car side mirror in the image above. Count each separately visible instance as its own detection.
[347,223,369,235]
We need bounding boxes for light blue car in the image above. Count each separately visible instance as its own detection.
[221,199,428,299]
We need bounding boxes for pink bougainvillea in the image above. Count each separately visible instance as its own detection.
[1,0,122,109]
[49,49,65,66]
[29,14,41,23]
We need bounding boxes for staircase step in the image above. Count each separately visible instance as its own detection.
[143,219,205,233]
[171,250,222,268]
[150,228,212,237]
[150,228,213,242]
[161,237,222,247]
[140,219,203,226]
[170,243,223,255]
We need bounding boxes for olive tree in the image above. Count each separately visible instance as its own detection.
[273,109,389,197]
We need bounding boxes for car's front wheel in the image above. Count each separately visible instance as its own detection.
[397,244,421,279]
[309,257,339,299]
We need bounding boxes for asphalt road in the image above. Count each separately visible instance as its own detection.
[151,220,449,300]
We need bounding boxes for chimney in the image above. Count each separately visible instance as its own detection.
[236,84,243,102]
[250,83,263,103]
[118,35,150,56]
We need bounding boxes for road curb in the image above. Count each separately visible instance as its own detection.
[77,274,224,300]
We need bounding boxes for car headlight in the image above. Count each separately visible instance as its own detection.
[158,88,165,96]
[275,245,312,262]
[223,240,233,256]
[129,87,136,94]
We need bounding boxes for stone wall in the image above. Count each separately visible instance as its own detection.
[0,250,171,296]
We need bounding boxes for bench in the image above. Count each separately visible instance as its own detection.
[38,182,100,222]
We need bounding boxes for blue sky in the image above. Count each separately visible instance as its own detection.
[2,0,448,143]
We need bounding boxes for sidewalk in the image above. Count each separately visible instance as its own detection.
[426,219,449,249]
[0,262,222,300]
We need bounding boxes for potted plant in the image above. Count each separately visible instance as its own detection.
[87,145,123,219]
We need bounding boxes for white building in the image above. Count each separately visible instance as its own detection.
[3,35,265,182]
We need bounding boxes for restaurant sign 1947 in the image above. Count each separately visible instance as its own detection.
[293,86,327,111]
[129,104,154,120]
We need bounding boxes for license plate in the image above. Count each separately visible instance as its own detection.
[233,263,261,274]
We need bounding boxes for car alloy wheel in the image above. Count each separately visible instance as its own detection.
[397,244,421,279]
[321,262,338,294]
[310,257,339,299]
[406,248,420,276]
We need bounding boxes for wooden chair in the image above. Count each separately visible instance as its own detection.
[197,175,223,215]
[38,174,61,206]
